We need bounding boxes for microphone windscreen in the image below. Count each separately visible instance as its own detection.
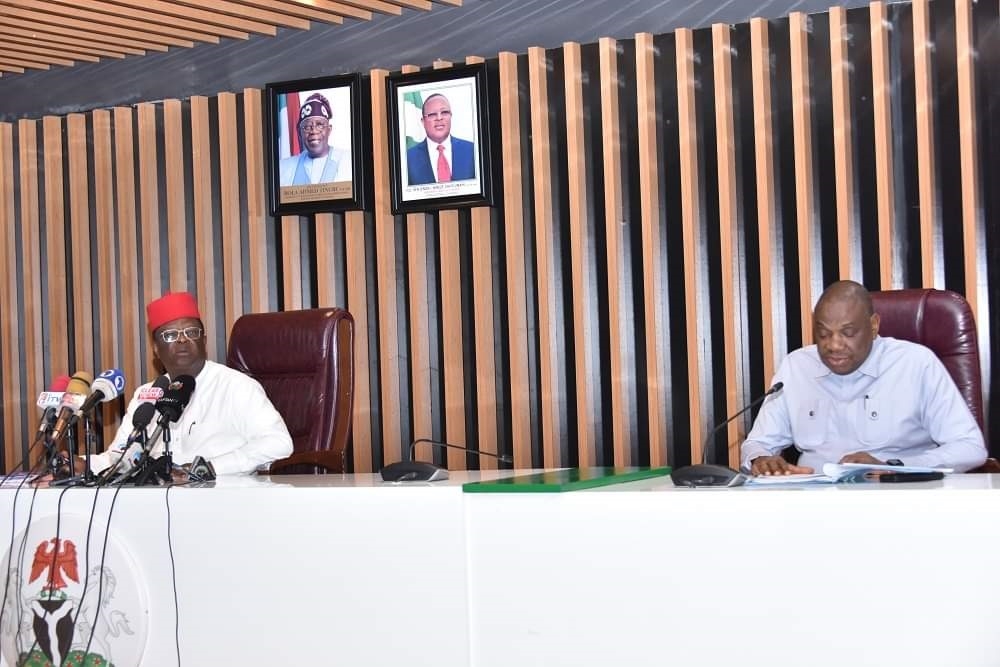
[65,371,94,396]
[156,374,196,422]
[132,402,157,431]
[50,375,72,392]
[92,368,126,402]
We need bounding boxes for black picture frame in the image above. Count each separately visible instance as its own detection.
[386,62,496,214]
[266,73,366,216]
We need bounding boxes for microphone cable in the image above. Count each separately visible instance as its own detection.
[165,484,182,667]
[0,440,52,640]
[16,483,73,666]
[80,483,126,665]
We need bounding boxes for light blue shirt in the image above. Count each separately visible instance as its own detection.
[740,336,987,472]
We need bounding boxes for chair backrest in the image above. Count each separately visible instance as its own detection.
[869,288,983,432]
[226,308,354,473]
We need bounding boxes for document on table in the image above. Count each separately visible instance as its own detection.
[744,462,952,486]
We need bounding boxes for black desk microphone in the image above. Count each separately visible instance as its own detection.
[670,382,784,488]
[380,438,513,482]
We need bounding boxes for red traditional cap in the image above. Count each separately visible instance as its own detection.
[146,292,202,332]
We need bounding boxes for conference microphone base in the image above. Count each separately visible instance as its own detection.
[380,460,449,482]
[670,464,747,488]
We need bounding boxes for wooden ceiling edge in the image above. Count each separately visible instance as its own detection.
[2,24,147,56]
[97,0,281,37]
[0,41,102,63]
[268,0,365,21]
[13,3,229,45]
[325,0,404,14]
[0,51,78,67]
[42,0,254,41]
[167,0,311,31]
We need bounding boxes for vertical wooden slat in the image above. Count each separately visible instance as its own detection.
[244,87,270,312]
[712,24,743,466]
[790,12,818,341]
[315,212,337,307]
[912,0,938,288]
[635,32,668,467]
[190,96,221,362]
[563,41,596,467]
[750,18,781,384]
[344,210,372,472]
[113,107,143,388]
[439,204,466,470]
[830,6,856,280]
[218,92,244,333]
[137,103,162,311]
[0,122,24,468]
[402,65,433,455]
[428,59,468,472]
[281,216,303,310]
[19,119,45,457]
[66,114,94,376]
[93,109,120,440]
[466,54,498,467]
[599,37,629,465]
[371,68,403,468]
[528,45,561,468]
[42,116,70,377]
[955,0,979,315]
[954,0,990,410]
[676,29,707,462]
[499,50,532,469]
[163,98,188,294]
[870,1,896,289]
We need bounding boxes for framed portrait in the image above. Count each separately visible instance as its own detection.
[266,73,367,216]
[386,62,496,214]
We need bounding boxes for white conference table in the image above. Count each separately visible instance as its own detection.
[1,471,999,667]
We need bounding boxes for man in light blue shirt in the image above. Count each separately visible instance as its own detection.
[741,280,987,475]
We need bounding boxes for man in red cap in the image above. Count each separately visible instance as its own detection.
[89,291,292,477]
[278,91,352,186]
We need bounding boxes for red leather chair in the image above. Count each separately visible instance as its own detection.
[226,308,354,474]
[870,288,995,471]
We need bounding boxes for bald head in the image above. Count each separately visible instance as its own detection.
[812,280,879,375]
[815,280,874,318]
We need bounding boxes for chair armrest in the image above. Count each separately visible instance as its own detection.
[264,450,347,475]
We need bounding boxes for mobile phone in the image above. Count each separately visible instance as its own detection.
[877,471,944,483]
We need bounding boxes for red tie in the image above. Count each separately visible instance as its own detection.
[436,144,452,182]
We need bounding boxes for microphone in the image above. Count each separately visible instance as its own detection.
[670,382,785,488]
[33,375,71,443]
[143,374,197,453]
[47,371,94,446]
[380,438,513,482]
[155,375,196,423]
[77,368,126,415]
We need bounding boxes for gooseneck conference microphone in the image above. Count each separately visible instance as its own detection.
[381,438,513,482]
[670,382,784,488]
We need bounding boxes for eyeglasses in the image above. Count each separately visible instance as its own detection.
[422,110,451,121]
[300,120,329,133]
[158,327,204,344]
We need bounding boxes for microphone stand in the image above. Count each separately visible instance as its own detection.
[381,438,513,482]
[45,421,78,483]
[670,383,784,488]
[135,422,174,486]
[54,415,101,487]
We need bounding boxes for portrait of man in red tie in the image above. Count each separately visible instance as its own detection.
[405,93,477,186]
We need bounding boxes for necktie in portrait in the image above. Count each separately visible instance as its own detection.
[437,144,452,182]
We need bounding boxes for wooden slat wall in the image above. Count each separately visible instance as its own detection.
[2,0,1000,472]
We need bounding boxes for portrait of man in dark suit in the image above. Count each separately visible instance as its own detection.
[406,93,476,186]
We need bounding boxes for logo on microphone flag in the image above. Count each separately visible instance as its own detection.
[137,386,164,403]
